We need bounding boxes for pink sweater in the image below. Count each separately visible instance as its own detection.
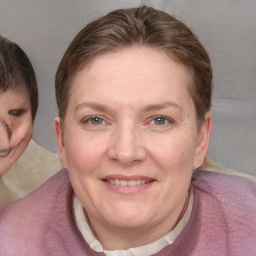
[0,169,256,255]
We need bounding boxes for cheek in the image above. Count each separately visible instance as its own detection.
[22,124,33,145]
[11,115,33,146]
[22,118,33,138]
[64,130,108,175]
[148,132,197,167]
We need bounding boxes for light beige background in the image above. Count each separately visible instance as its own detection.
[0,0,255,175]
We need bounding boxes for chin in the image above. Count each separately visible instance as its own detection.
[104,205,154,229]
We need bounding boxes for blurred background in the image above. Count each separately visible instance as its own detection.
[1,0,255,175]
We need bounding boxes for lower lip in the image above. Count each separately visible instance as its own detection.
[102,180,155,194]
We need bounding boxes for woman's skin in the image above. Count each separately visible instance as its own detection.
[55,46,211,250]
[0,89,33,176]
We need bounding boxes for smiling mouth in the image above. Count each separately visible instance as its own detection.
[0,148,12,157]
[105,179,153,186]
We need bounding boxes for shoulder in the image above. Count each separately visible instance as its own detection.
[191,169,256,253]
[192,168,256,199]
[2,140,61,194]
[0,140,62,208]
[192,169,256,210]
[0,168,71,219]
[0,169,72,253]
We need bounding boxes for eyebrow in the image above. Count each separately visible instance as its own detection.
[74,102,115,114]
[142,101,183,112]
[75,101,183,114]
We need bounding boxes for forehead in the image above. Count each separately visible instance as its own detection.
[0,89,30,108]
[68,46,193,110]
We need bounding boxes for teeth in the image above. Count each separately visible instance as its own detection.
[0,148,12,157]
[136,180,142,185]
[107,179,150,186]
[128,180,136,186]
[120,180,127,186]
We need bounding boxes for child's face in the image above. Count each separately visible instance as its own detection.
[0,89,33,176]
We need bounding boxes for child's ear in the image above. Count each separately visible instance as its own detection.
[54,117,67,168]
[193,112,212,169]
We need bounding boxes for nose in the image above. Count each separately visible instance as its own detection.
[107,123,147,165]
[0,119,11,151]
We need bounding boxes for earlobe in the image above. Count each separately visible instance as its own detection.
[193,112,212,169]
[54,117,67,168]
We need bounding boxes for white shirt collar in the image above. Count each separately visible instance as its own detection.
[73,187,193,256]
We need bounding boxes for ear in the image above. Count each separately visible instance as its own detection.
[54,117,67,168]
[193,112,212,169]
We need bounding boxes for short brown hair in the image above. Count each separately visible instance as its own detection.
[55,5,212,126]
[0,35,38,120]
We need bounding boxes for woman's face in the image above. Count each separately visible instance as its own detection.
[0,89,33,176]
[55,46,211,242]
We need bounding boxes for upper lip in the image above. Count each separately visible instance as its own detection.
[0,148,12,157]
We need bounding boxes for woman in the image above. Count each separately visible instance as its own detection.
[0,6,255,255]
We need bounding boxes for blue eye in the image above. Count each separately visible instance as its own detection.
[89,116,104,125]
[153,117,167,125]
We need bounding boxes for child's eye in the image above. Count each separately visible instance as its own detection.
[8,109,23,117]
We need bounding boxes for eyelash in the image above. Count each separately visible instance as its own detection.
[8,109,24,117]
